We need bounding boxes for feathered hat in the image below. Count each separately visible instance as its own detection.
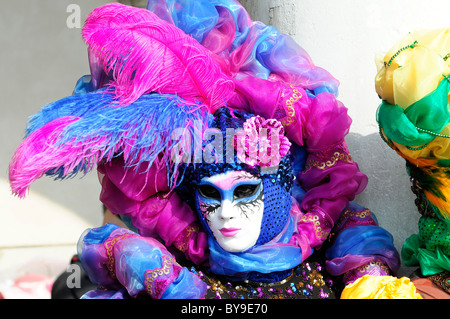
[9,2,236,197]
[9,0,338,199]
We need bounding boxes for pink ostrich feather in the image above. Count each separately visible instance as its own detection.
[9,117,81,197]
[82,3,234,112]
[9,116,123,198]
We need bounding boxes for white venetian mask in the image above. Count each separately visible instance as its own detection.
[196,170,264,253]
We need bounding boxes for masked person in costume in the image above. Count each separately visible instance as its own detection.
[375,28,450,298]
[9,1,420,299]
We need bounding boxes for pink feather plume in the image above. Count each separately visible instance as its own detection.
[82,3,235,112]
[9,117,78,197]
[9,116,118,198]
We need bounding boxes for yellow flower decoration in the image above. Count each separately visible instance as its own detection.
[341,275,423,299]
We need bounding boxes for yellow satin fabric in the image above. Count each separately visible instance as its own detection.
[390,126,450,160]
[375,28,450,108]
[375,28,450,159]
[341,275,423,299]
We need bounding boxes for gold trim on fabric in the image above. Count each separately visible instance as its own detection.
[357,261,390,276]
[144,255,176,297]
[300,214,328,240]
[173,224,200,253]
[281,84,302,127]
[334,208,372,229]
[105,233,137,279]
[305,151,353,171]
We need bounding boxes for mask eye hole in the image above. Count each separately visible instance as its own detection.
[233,184,259,200]
[198,184,221,200]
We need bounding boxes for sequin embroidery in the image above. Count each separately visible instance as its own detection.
[304,142,353,172]
[144,255,182,299]
[185,258,336,299]
[300,214,329,240]
[173,224,201,253]
[279,84,302,127]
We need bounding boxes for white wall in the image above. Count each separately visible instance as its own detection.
[0,0,122,283]
[240,0,449,276]
[1,1,115,227]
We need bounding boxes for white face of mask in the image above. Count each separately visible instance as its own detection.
[196,170,264,253]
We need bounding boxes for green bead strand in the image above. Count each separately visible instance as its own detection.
[406,143,429,151]
[385,41,418,67]
[416,127,450,139]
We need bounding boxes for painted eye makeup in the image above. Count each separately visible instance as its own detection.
[198,184,221,201]
[233,183,260,200]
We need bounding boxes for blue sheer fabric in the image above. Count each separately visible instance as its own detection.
[146,0,340,96]
[207,215,303,279]
[78,223,207,299]
[326,225,398,264]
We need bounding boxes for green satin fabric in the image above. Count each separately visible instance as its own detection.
[377,78,450,146]
[401,216,450,276]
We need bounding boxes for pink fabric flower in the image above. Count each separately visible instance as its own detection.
[234,116,291,167]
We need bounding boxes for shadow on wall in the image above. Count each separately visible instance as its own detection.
[346,131,420,277]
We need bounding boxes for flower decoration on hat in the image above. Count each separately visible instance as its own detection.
[234,116,291,168]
